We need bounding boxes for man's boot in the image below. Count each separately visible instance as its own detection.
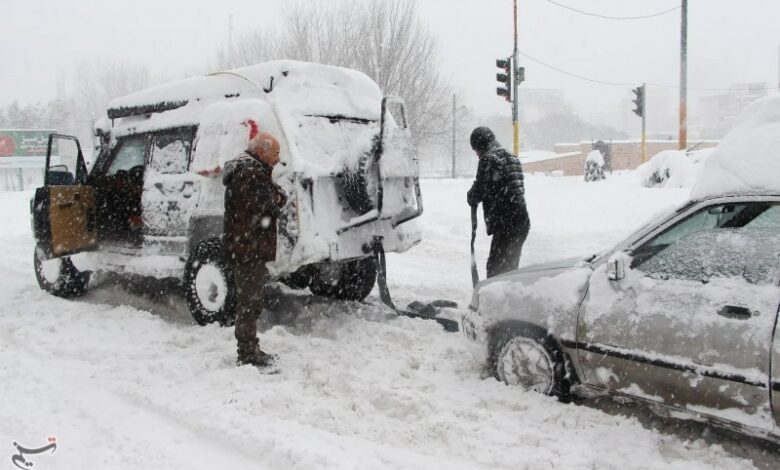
[237,337,279,371]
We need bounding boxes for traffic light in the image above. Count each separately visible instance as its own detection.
[632,85,645,118]
[496,58,512,102]
[516,67,525,84]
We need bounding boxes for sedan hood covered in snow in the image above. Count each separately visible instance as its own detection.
[514,255,590,274]
[471,263,593,339]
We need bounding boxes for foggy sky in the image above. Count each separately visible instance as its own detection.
[2,0,779,132]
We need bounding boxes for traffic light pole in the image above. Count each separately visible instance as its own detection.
[678,0,688,150]
[451,93,457,178]
[641,82,647,163]
[632,84,647,163]
[512,0,520,156]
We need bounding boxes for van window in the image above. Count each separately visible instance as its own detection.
[149,128,193,174]
[106,136,148,176]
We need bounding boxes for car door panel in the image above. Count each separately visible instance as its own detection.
[32,134,97,258]
[47,186,97,256]
[580,202,780,431]
[581,267,724,404]
[772,309,780,429]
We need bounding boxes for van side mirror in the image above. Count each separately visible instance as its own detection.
[606,252,627,281]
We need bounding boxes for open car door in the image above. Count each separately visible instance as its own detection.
[336,96,423,234]
[376,96,423,227]
[32,134,97,258]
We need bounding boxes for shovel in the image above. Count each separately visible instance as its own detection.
[470,204,479,287]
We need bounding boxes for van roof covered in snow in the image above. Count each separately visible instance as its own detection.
[106,60,383,121]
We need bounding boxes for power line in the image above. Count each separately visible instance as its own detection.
[517,49,778,92]
[518,50,634,86]
[541,0,680,21]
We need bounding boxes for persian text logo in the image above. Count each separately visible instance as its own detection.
[10,437,57,470]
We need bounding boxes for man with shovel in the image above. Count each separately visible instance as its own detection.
[467,126,530,278]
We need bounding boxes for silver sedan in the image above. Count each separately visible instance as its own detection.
[463,193,780,442]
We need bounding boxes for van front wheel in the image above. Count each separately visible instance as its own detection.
[33,248,90,298]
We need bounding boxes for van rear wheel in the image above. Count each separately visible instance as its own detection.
[184,239,236,326]
[309,257,376,301]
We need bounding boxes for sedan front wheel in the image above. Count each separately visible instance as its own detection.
[492,326,569,400]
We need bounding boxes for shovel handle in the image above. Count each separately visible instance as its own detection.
[470,204,479,287]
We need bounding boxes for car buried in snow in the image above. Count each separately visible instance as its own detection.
[30,60,423,325]
[464,92,780,441]
[463,192,780,441]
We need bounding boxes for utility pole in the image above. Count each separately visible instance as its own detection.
[451,94,457,178]
[90,112,97,151]
[678,0,687,150]
[641,83,647,163]
[228,14,234,55]
[512,0,520,155]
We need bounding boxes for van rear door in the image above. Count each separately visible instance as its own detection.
[32,134,97,258]
[376,97,422,227]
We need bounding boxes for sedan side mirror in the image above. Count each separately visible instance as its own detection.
[606,252,627,281]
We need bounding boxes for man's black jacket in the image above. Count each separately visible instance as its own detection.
[223,152,284,264]
[467,142,529,235]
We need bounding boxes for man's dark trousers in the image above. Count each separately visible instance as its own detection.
[232,261,268,361]
[486,224,530,278]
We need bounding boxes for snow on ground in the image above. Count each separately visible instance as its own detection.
[0,173,771,469]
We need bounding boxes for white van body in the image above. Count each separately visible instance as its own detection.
[32,61,423,325]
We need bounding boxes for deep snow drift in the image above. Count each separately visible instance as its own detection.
[0,174,772,469]
[692,93,780,199]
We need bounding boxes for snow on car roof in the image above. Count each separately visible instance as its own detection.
[107,60,383,121]
[690,93,780,199]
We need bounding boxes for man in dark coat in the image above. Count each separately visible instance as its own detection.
[466,126,530,278]
[223,132,286,369]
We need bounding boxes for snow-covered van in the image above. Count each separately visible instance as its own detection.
[31,61,422,325]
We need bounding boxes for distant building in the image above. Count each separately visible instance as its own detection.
[521,139,719,176]
[697,83,768,139]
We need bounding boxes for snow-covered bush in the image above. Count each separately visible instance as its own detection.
[636,148,713,188]
[584,150,605,182]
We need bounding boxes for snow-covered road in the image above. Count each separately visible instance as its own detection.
[0,174,773,469]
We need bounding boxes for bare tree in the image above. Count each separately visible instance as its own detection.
[215,0,452,146]
[73,60,156,119]
[349,0,449,144]
[215,29,282,71]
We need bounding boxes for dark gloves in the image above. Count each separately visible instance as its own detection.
[467,188,477,207]
[274,191,287,207]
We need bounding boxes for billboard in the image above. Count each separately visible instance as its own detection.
[0,129,57,169]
